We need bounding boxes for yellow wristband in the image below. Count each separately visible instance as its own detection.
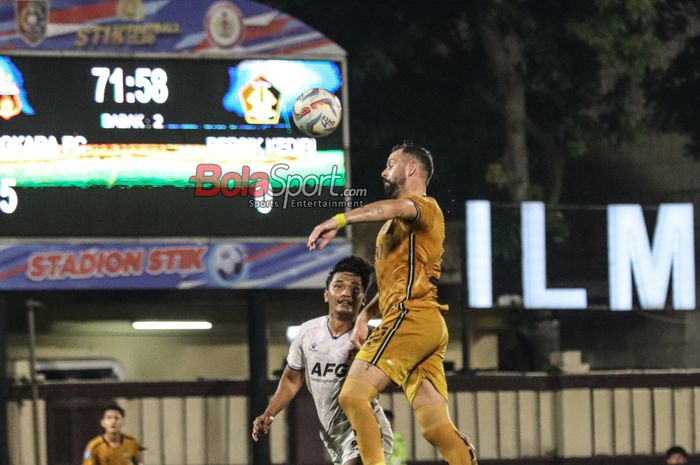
[332,213,347,229]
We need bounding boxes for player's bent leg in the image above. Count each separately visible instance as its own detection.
[413,381,478,465]
[339,378,384,465]
[415,403,478,465]
[339,361,392,465]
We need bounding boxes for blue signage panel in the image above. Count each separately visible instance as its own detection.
[0,240,352,289]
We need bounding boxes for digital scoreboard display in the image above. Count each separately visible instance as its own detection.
[0,55,350,237]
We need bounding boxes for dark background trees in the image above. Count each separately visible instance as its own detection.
[266,0,700,212]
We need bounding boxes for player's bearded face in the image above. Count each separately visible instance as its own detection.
[382,150,407,198]
[383,178,401,198]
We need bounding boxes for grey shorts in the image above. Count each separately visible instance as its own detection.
[319,419,393,465]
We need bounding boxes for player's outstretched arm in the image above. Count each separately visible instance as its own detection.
[307,199,418,250]
[350,294,379,349]
[252,366,304,441]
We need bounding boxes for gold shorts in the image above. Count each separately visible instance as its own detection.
[356,304,448,404]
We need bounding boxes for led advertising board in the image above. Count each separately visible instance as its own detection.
[465,201,696,311]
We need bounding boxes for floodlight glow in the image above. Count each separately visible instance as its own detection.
[286,324,300,343]
[255,188,274,214]
[132,321,212,330]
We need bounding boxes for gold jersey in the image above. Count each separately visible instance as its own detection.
[374,195,448,315]
[82,433,141,465]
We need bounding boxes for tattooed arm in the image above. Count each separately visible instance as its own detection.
[307,199,418,250]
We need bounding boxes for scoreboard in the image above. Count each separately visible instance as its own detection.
[0,55,349,237]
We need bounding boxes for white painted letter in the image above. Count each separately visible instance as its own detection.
[466,200,493,308]
[522,202,587,309]
[608,204,695,310]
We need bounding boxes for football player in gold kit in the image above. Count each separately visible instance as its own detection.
[308,142,478,465]
[82,404,142,465]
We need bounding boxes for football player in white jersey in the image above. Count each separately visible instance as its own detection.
[252,256,393,465]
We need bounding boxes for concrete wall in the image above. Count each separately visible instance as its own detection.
[7,319,467,381]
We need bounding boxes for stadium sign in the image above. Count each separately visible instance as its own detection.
[466,201,696,311]
[0,240,351,290]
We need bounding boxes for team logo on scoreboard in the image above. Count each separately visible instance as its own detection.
[239,76,282,124]
[15,0,48,46]
[204,1,245,49]
[0,77,23,121]
[0,57,35,120]
[117,0,145,21]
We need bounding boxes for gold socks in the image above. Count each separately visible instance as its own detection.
[415,403,478,465]
[338,377,386,465]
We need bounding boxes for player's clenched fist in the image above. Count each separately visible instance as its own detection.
[251,412,274,441]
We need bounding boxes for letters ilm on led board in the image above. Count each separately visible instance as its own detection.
[465,201,696,311]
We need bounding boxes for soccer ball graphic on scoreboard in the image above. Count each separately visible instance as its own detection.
[211,244,248,284]
[292,88,342,138]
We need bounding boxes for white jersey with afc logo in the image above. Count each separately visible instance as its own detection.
[287,316,392,465]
